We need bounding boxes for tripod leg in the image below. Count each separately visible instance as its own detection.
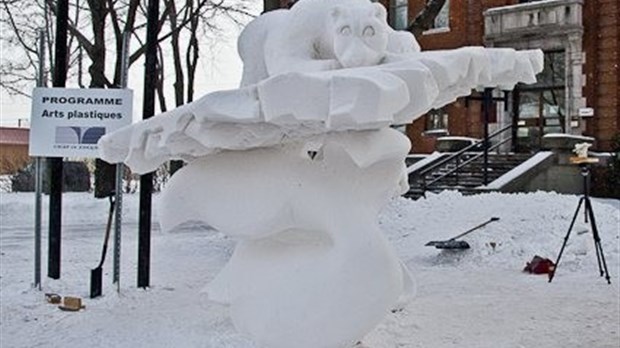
[549,197,585,283]
[585,198,612,284]
[585,199,604,276]
[594,242,612,284]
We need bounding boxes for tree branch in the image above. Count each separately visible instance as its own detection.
[407,0,447,36]
[128,0,212,66]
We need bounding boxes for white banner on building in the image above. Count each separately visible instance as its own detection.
[29,87,133,158]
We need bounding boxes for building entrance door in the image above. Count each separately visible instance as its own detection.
[513,51,566,152]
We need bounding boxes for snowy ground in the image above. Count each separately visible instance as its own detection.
[1,190,619,348]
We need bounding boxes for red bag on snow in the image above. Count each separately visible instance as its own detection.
[523,255,555,274]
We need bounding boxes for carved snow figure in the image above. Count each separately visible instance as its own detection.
[98,0,544,347]
[238,0,419,86]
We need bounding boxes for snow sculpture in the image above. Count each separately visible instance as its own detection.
[161,128,414,348]
[573,142,592,158]
[238,0,419,86]
[98,0,544,347]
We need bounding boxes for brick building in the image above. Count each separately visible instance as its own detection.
[271,0,618,153]
[401,0,619,153]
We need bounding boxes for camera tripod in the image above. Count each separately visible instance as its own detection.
[548,160,611,284]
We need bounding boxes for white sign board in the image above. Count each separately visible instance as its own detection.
[29,87,133,158]
[578,107,594,117]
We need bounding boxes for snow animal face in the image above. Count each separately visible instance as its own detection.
[330,3,389,69]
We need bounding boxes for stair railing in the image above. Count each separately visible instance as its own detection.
[417,124,513,195]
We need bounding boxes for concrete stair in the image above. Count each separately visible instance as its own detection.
[405,153,532,199]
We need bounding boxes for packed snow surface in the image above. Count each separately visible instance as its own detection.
[1,190,619,347]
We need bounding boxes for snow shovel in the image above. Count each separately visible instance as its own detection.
[425,217,500,250]
[90,196,115,298]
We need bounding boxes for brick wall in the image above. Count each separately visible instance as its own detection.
[582,0,619,151]
[406,0,517,153]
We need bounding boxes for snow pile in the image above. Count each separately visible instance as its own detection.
[382,191,619,273]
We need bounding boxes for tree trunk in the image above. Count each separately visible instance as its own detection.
[407,0,447,37]
[86,0,109,88]
[85,0,116,198]
[166,0,185,107]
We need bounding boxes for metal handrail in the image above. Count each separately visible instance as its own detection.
[417,124,512,177]
[425,136,512,188]
[419,124,513,194]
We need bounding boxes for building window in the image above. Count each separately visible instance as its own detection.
[514,50,566,152]
[389,0,409,30]
[425,108,449,135]
[431,0,450,30]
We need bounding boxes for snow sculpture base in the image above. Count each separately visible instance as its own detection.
[160,128,413,348]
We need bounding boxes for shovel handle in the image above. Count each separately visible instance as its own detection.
[449,217,499,241]
[95,196,116,269]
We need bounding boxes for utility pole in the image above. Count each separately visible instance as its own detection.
[138,0,159,288]
[48,0,69,280]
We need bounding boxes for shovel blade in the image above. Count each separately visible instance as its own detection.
[432,240,471,250]
[90,267,103,298]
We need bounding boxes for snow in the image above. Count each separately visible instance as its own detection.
[1,190,619,347]
[436,136,480,142]
[406,152,444,174]
[93,2,546,343]
[158,128,413,348]
[542,133,595,141]
[99,47,543,174]
[485,0,570,13]
[6,1,610,345]
[483,151,554,190]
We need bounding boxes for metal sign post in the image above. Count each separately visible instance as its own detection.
[34,157,43,289]
[113,32,131,291]
[33,29,46,290]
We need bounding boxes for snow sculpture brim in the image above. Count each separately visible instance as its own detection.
[98,47,543,174]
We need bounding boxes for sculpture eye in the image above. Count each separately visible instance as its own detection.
[363,26,375,37]
[340,26,352,36]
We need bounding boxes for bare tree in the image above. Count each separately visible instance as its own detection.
[1,0,253,97]
[1,0,54,95]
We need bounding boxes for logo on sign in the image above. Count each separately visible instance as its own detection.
[55,126,106,145]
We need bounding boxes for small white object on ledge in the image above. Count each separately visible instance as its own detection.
[573,142,592,159]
